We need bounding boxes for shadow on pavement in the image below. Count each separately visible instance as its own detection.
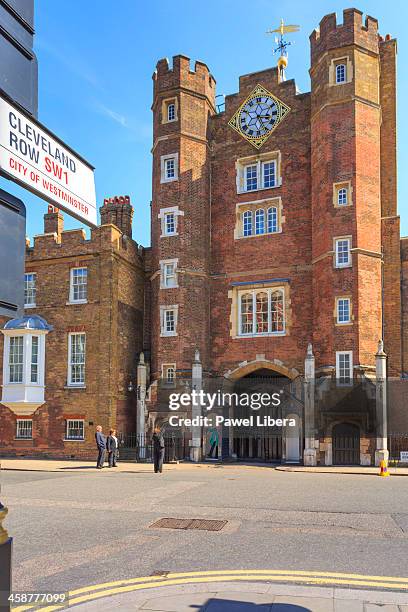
[191,599,310,611]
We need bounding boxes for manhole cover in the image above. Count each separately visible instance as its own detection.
[150,518,228,531]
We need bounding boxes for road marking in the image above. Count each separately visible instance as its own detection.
[13,569,408,611]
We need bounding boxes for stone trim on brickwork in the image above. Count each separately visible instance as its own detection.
[234,196,284,239]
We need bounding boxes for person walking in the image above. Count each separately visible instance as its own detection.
[95,425,106,469]
[106,429,119,467]
[152,426,165,473]
[207,427,219,459]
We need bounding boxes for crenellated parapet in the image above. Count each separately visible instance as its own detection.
[153,55,215,108]
[310,8,379,64]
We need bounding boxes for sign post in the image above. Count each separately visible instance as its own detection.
[0,189,25,318]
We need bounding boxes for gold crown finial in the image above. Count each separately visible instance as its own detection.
[266,19,300,82]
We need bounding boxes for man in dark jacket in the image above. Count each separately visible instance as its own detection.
[106,428,118,467]
[95,425,106,469]
[152,426,165,473]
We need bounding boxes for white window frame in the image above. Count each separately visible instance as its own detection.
[158,206,184,237]
[24,273,37,308]
[335,63,346,84]
[167,102,176,122]
[336,297,351,325]
[236,197,282,240]
[160,305,179,337]
[161,97,178,124]
[336,351,353,386]
[237,287,286,337]
[65,419,85,441]
[334,237,352,269]
[67,332,86,386]
[236,153,281,195]
[160,153,179,183]
[16,419,33,439]
[160,259,179,289]
[69,267,88,304]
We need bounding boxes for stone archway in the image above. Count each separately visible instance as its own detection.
[226,359,299,382]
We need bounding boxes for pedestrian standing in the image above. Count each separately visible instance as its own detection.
[152,426,165,473]
[107,428,119,467]
[95,425,106,469]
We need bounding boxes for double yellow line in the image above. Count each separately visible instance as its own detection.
[14,569,408,611]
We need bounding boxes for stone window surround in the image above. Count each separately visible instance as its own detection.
[162,363,176,386]
[329,55,353,86]
[161,97,179,124]
[334,295,353,326]
[333,181,353,208]
[160,304,179,337]
[228,281,290,339]
[335,350,353,387]
[158,206,184,237]
[160,153,179,183]
[160,258,179,289]
[234,196,283,239]
[236,151,282,195]
[333,235,352,269]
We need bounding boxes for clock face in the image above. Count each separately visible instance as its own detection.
[239,96,279,139]
[228,84,290,149]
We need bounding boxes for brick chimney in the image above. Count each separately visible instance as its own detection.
[44,205,64,235]
[100,195,133,238]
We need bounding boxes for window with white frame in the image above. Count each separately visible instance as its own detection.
[160,259,178,288]
[158,206,184,237]
[66,419,85,440]
[242,159,277,192]
[69,268,88,303]
[336,297,351,324]
[333,182,352,208]
[24,273,36,307]
[16,419,32,439]
[334,237,351,268]
[160,153,178,183]
[335,63,346,84]
[336,351,353,386]
[167,102,176,122]
[68,333,86,385]
[8,336,24,383]
[239,203,279,239]
[30,336,39,383]
[162,363,176,386]
[337,188,348,206]
[238,288,285,336]
[160,305,178,337]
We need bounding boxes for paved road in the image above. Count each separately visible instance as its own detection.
[2,466,408,596]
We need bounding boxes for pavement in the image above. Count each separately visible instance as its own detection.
[1,458,408,475]
[13,578,408,611]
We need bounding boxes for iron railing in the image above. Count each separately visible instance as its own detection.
[118,433,189,463]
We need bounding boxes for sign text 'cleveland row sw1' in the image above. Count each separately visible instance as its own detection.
[0,94,97,226]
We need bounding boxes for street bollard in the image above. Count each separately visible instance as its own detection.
[379,459,390,478]
[0,502,12,612]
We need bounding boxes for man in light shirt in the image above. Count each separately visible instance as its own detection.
[107,428,119,467]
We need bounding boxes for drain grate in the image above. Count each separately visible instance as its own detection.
[150,517,228,531]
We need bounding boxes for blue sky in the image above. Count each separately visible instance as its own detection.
[4,0,407,245]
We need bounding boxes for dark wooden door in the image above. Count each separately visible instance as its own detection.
[333,423,360,465]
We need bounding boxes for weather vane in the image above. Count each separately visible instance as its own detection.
[266,19,300,82]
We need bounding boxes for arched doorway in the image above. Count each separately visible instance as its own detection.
[225,368,297,462]
[333,422,360,465]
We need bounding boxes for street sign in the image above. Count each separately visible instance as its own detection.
[0,93,97,227]
[0,188,25,318]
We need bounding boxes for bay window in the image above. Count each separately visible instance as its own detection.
[238,288,285,336]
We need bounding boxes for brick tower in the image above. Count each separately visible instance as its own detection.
[310,9,383,378]
[150,56,216,383]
